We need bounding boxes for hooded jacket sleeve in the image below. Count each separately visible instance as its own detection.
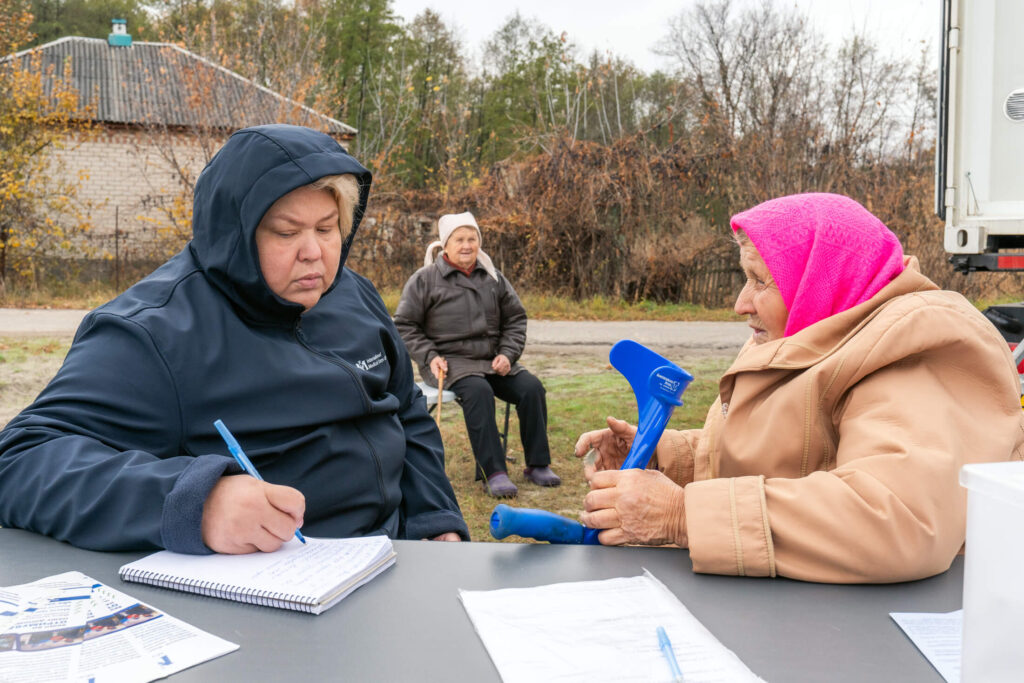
[393,270,439,367]
[395,386,471,541]
[496,274,527,363]
[0,313,238,553]
[364,277,468,540]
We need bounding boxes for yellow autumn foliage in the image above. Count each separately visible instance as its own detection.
[0,0,96,290]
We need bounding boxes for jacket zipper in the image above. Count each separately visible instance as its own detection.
[293,320,371,412]
[293,321,388,507]
[354,421,390,527]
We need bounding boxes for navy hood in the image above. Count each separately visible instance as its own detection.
[188,124,372,323]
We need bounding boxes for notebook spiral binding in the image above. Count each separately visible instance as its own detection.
[119,567,319,612]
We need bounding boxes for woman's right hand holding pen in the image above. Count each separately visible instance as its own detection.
[201,476,305,554]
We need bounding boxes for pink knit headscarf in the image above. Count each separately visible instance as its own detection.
[730,193,905,337]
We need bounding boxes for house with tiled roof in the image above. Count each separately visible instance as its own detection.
[6,20,356,265]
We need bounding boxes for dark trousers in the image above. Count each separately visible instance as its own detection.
[450,370,551,480]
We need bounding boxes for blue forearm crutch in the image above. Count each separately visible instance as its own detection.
[489,339,693,544]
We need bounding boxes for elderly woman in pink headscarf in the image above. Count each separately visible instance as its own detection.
[575,193,1024,583]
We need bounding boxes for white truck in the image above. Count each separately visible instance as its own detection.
[938,0,1024,386]
[939,0,1024,271]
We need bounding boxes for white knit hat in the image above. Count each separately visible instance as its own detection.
[424,211,498,280]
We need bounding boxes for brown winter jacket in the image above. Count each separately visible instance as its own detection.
[653,257,1024,583]
[394,256,528,387]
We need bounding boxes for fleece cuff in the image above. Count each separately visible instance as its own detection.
[161,454,241,554]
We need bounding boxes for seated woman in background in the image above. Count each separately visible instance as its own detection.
[395,212,561,498]
[575,192,1024,583]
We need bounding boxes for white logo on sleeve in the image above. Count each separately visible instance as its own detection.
[355,353,385,371]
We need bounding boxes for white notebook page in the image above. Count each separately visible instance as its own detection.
[120,535,394,604]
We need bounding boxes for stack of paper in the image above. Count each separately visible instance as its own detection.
[890,610,961,683]
[460,569,763,683]
[0,571,237,683]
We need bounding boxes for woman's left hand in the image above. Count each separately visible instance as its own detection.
[428,532,462,542]
[491,354,511,375]
[581,469,688,547]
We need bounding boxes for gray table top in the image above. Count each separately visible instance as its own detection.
[1,529,957,682]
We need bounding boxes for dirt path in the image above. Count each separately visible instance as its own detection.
[0,309,91,338]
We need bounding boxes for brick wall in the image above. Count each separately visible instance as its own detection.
[50,126,220,259]
[43,124,352,279]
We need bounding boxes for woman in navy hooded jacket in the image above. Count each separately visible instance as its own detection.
[0,125,469,553]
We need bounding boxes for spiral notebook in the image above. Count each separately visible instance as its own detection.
[119,535,396,615]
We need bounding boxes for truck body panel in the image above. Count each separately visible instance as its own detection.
[938,0,1024,271]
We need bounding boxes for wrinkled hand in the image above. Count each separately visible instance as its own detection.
[427,532,463,542]
[202,475,305,554]
[430,355,448,380]
[574,416,637,474]
[581,469,687,547]
[491,354,511,376]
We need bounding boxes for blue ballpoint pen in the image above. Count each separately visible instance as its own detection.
[213,419,306,544]
[657,626,685,682]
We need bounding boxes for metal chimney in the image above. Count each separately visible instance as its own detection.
[108,18,132,47]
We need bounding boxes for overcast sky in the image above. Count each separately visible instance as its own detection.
[389,0,940,73]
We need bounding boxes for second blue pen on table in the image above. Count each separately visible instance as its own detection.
[213,419,306,544]
[657,625,686,682]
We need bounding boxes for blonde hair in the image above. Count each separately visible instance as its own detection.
[311,174,361,233]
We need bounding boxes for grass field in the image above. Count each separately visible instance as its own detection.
[426,354,731,541]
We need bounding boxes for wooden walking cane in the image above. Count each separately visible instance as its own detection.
[435,368,446,428]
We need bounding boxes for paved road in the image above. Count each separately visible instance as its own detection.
[525,320,748,355]
[0,309,92,338]
[0,308,751,355]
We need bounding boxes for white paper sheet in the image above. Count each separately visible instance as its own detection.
[0,573,92,683]
[0,571,238,683]
[890,610,961,683]
[460,569,763,683]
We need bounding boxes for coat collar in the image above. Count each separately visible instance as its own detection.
[435,254,484,279]
[724,256,938,374]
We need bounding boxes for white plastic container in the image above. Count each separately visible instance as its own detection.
[959,461,1024,682]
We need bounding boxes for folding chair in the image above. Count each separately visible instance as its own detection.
[417,381,456,414]
[416,382,513,461]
